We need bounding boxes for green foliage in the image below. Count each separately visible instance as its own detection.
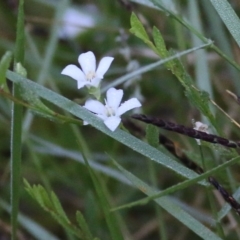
[210,0,240,47]
[11,0,25,239]
[24,179,97,240]
[0,51,12,91]
[1,0,240,239]
[83,157,124,240]
[7,70,205,184]
[112,159,222,240]
[130,13,216,128]
[146,124,159,148]
[130,13,158,53]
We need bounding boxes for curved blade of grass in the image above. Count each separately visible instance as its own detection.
[112,155,240,211]
[7,70,208,185]
[31,135,132,186]
[110,160,222,240]
[101,41,212,93]
[210,0,240,47]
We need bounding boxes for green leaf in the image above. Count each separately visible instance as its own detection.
[24,181,84,238]
[146,124,159,148]
[152,26,169,57]
[17,81,66,123]
[76,211,94,240]
[185,89,215,127]
[0,51,12,91]
[141,24,216,127]
[130,12,149,41]
[18,83,55,115]
[51,192,70,223]
[129,13,158,53]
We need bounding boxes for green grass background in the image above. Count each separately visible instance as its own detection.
[1,0,240,239]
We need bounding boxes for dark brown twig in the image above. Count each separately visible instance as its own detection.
[132,114,239,148]
[208,177,240,215]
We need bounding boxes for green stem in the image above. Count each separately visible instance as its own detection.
[199,146,225,239]
[10,85,23,240]
[11,0,25,239]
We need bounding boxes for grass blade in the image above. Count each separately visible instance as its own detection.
[210,0,240,47]
[6,70,208,185]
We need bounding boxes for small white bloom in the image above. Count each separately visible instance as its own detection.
[84,88,142,131]
[193,121,209,145]
[58,7,96,39]
[61,51,114,89]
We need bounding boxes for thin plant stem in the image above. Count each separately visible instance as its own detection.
[199,146,225,239]
[11,0,25,239]
[148,160,167,240]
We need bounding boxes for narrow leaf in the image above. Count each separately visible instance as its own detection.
[0,51,12,91]
[130,13,158,53]
[51,192,70,223]
[6,70,208,185]
[210,0,240,47]
[76,211,94,240]
[146,125,159,148]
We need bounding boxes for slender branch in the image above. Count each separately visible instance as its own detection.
[132,114,239,148]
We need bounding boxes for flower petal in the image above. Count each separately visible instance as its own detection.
[84,99,106,115]
[78,51,96,75]
[104,116,121,131]
[106,88,123,110]
[96,57,114,78]
[116,98,141,116]
[77,81,88,89]
[91,77,102,87]
[61,64,86,84]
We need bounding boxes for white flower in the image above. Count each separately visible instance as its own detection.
[193,121,209,145]
[58,7,96,39]
[84,88,142,131]
[61,51,114,89]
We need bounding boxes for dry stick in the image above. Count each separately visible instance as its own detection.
[208,177,240,215]
[132,114,239,148]
[159,135,204,174]
[132,114,240,215]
